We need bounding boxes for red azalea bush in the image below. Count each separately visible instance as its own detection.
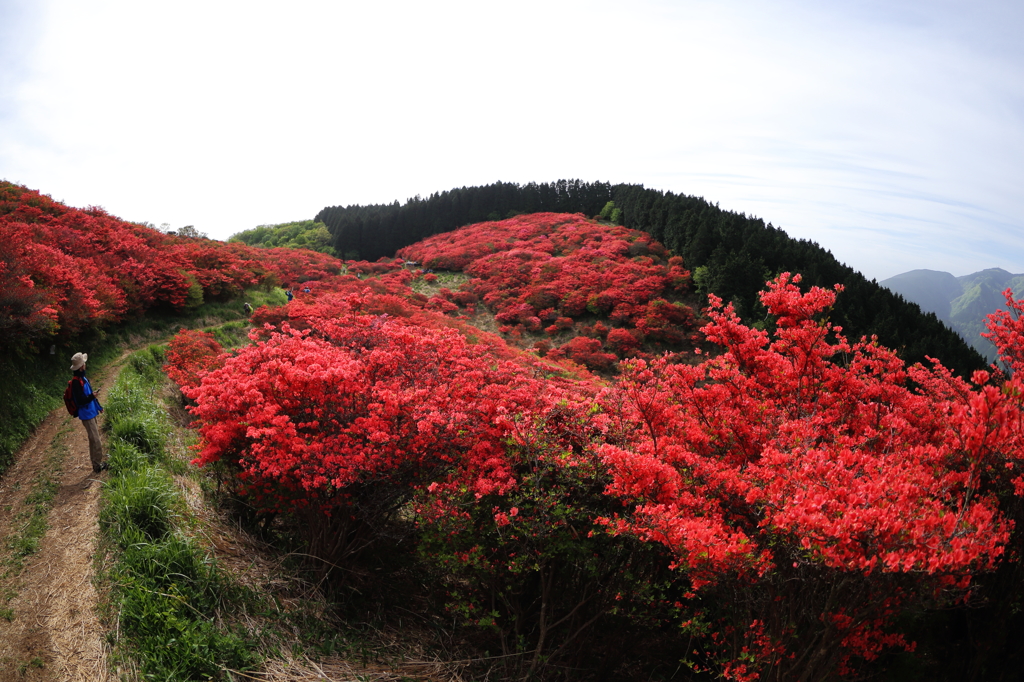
[181,292,551,568]
[983,288,1024,374]
[163,329,225,393]
[595,273,1022,679]
[558,336,619,371]
[415,400,686,677]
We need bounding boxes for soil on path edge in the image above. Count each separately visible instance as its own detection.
[0,362,120,681]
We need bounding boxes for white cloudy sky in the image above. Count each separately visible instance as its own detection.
[2,0,1022,281]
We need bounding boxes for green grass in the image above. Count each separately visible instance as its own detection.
[207,320,251,349]
[16,656,44,674]
[100,347,258,680]
[408,271,470,297]
[0,350,68,472]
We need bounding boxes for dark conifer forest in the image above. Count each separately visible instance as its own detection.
[316,180,986,376]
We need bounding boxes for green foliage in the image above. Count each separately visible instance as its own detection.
[0,348,67,471]
[229,220,337,256]
[692,264,710,295]
[182,271,205,309]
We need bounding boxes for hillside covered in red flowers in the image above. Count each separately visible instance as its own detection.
[165,214,1024,680]
[398,213,702,369]
[0,182,340,348]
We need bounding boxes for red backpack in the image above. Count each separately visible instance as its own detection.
[63,377,83,417]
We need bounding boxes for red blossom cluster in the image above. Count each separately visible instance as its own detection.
[596,273,1024,677]
[397,213,698,367]
[180,290,574,561]
[163,329,225,393]
[0,182,341,346]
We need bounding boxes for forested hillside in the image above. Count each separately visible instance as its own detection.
[317,181,986,376]
[229,219,336,256]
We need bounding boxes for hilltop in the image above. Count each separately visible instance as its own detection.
[316,180,988,377]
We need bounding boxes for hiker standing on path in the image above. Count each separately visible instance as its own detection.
[70,352,107,473]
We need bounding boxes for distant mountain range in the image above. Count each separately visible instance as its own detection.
[881,268,1024,362]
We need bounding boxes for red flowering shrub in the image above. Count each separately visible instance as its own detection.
[597,273,1019,679]
[606,327,641,356]
[558,336,618,371]
[164,329,225,394]
[983,288,1024,374]
[416,401,683,677]
[138,190,1024,679]
[181,296,548,569]
[346,260,405,277]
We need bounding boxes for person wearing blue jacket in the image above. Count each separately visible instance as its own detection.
[70,352,107,473]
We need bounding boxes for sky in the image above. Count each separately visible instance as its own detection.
[1,0,1022,282]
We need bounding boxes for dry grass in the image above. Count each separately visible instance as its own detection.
[226,655,459,682]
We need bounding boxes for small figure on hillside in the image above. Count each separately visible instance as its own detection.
[303,285,311,293]
[69,353,107,473]
[285,289,293,302]
[243,302,253,315]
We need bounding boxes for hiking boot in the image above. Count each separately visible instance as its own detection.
[93,462,109,473]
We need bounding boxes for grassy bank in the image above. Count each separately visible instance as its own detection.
[99,345,257,680]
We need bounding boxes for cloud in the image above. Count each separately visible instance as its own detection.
[1,0,1021,281]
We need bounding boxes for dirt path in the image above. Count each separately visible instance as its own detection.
[0,363,119,681]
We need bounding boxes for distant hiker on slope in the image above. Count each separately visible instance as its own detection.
[244,301,253,315]
[69,352,107,473]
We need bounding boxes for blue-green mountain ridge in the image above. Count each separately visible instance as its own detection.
[881,268,1024,362]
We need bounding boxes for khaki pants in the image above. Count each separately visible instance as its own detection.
[82,417,104,469]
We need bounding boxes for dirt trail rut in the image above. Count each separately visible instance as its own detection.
[0,363,119,681]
